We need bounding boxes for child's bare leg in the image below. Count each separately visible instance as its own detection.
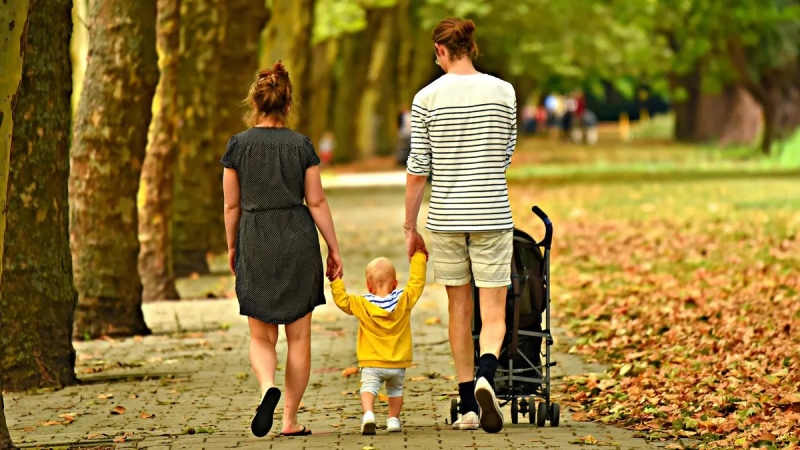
[388,395,403,418]
[361,392,376,413]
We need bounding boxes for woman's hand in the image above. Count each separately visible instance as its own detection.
[326,249,343,281]
[228,247,236,275]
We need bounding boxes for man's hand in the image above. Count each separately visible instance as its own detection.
[405,228,428,262]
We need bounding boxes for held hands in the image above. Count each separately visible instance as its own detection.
[326,248,343,282]
[404,228,429,262]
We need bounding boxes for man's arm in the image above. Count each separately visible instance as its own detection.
[405,100,431,260]
[505,98,518,170]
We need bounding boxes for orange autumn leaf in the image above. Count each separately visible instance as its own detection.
[110,406,126,415]
[341,367,358,377]
[140,412,155,419]
[378,393,389,402]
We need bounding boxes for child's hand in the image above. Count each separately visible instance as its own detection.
[327,272,342,282]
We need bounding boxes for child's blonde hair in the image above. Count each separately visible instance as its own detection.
[366,257,396,288]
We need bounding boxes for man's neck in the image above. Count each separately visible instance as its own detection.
[446,58,480,75]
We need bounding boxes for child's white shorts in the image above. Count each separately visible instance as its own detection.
[360,367,406,397]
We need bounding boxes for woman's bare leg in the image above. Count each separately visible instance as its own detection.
[281,312,312,434]
[248,317,279,398]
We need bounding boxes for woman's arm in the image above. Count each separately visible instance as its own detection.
[304,165,342,279]
[223,168,241,253]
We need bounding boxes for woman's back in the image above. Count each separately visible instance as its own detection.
[223,127,318,212]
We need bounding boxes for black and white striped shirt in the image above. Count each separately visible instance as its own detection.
[407,73,517,232]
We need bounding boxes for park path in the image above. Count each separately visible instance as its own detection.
[4,182,685,450]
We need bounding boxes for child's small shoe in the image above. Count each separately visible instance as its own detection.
[387,417,402,432]
[361,411,376,435]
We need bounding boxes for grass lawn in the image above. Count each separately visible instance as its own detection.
[509,173,800,449]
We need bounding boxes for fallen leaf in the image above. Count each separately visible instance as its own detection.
[21,427,36,432]
[342,367,359,377]
[87,433,103,439]
[97,393,114,400]
[572,412,589,421]
[378,393,389,402]
[758,431,777,442]
[141,412,155,419]
[113,436,127,443]
[59,414,76,424]
[40,420,60,427]
[425,316,441,325]
[111,406,126,415]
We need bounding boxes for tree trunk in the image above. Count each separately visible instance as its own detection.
[260,0,314,135]
[669,69,702,142]
[0,1,31,447]
[332,22,378,163]
[1,0,78,391]
[172,0,225,277]
[206,0,269,255]
[308,39,338,149]
[138,0,181,302]
[358,7,398,157]
[69,0,158,339]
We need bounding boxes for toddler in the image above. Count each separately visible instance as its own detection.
[330,251,427,435]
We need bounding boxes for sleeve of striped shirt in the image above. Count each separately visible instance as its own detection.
[406,102,432,176]
[505,100,517,170]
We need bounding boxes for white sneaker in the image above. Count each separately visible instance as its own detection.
[475,377,504,433]
[361,411,376,435]
[387,417,402,432]
[452,411,480,430]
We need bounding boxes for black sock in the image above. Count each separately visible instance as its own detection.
[476,353,499,388]
[458,381,479,415]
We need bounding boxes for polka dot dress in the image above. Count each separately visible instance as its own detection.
[221,127,325,324]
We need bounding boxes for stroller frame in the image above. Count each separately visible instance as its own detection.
[449,206,560,427]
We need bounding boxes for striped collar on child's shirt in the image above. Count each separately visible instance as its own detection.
[363,289,404,313]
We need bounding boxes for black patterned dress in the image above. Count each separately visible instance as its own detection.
[220,127,325,324]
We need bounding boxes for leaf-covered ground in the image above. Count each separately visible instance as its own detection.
[511,176,800,449]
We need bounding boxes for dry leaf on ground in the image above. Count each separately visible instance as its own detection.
[110,406,126,415]
[342,367,359,377]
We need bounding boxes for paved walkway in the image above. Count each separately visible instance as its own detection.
[4,183,686,449]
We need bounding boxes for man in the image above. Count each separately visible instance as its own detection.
[403,17,517,434]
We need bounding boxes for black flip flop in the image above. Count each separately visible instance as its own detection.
[251,387,281,437]
[280,425,312,437]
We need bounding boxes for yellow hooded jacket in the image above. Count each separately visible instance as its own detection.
[330,252,427,368]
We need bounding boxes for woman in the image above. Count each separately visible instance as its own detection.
[221,61,343,437]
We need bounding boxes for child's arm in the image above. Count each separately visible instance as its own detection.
[330,279,362,316]
[403,251,428,309]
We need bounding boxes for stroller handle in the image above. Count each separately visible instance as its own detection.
[531,206,553,249]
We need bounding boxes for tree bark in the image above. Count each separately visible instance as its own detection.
[0,0,31,447]
[138,0,181,302]
[206,0,269,254]
[69,0,158,338]
[669,69,702,142]
[332,19,379,163]
[728,40,800,154]
[358,7,398,157]
[260,0,314,135]
[172,0,225,277]
[307,39,339,148]
[1,0,78,391]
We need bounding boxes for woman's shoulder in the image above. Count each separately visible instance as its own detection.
[235,127,312,147]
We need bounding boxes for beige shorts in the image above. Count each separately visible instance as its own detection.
[430,230,513,288]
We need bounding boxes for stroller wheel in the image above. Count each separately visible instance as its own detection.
[536,401,547,427]
[450,398,459,424]
[550,402,560,427]
[528,396,536,424]
[511,398,519,424]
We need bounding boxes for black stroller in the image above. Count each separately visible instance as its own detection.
[449,206,560,427]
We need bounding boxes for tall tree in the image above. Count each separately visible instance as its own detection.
[69,0,158,338]
[1,0,77,390]
[1,0,32,447]
[260,0,314,135]
[172,0,225,277]
[206,0,269,254]
[138,0,181,302]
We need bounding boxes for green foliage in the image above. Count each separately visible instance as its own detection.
[313,0,399,44]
